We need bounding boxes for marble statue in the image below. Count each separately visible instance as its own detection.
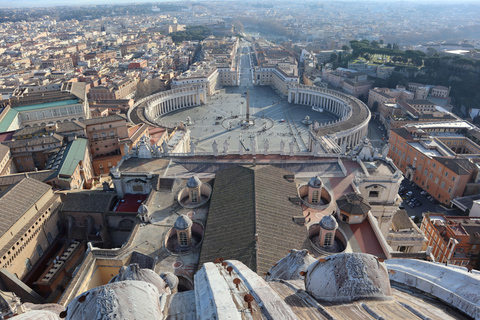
[341,141,347,154]
[280,139,285,155]
[313,142,320,155]
[250,137,256,155]
[124,143,130,156]
[382,144,390,158]
[223,140,229,154]
[212,140,218,156]
[264,138,269,155]
[189,140,196,155]
[162,141,169,156]
[289,140,295,156]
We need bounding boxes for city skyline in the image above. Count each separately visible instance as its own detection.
[1,0,479,8]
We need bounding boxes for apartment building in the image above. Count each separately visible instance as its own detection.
[421,214,480,266]
[0,178,62,280]
[0,144,16,176]
[388,126,476,206]
[87,78,136,101]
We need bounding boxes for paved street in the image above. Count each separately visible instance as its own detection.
[399,178,465,220]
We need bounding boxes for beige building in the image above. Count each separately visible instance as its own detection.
[0,178,62,280]
[0,144,16,176]
[386,210,427,254]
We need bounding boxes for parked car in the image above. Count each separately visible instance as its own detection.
[420,191,428,196]
[408,202,416,208]
[406,191,413,197]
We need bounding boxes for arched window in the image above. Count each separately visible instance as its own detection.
[25,258,32,271]
[179,232,188,247]
[36,245,43,257]
[324,232,333,247]
[312,190,319,203]
[191,190,198,203]
[47,232,53,245]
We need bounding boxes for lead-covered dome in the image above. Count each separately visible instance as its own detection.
[319,215,338,231]
[187,176,201,188]
[109,264,169,295]
[174,214,193,230]
[266,249,317,281]
[305,253,392,303]
[308,176,323,188]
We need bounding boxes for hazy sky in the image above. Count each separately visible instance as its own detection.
[0,0,476,8]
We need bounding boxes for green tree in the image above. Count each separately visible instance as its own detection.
[387,43,392,49]
[426,47,437,57]
[342,45,350,51]
[386,72,407,88]
[329,53,338,62]
[370,40,380,49]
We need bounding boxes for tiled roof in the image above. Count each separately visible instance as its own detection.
[0,170,55,187]
[1,134,63,148]
[60,192,116,213]
[391,210,415,231]
[0,144,9,160]
[0,178,51,236]
[391,127,412,140]
[81,114,126,126]
[198,165,307,275]
[433,157,474,176]
[336,193,371,215]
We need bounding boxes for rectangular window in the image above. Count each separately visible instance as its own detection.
[445,172,449,177]
[369,191,379,198]
[324,232,333,247]
[429,173,433,179]
[452,176,456,182]
[433,163,436,168]
[440,181,445,188]
[448,187,452,193]
[435,177,439,184]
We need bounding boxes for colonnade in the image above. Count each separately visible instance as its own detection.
[288,84,370,150]
[144,86,206,123]
[289,90,349,119]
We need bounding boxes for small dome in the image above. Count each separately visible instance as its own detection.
[308,176,322,188]
[138,204,149,215]
[109,264,169,295]
[305,253,392,303]
[11,310,61,320]
[266,249,317,281]
[320,215,338,231]
[187,176,201,188]
[174,214,193,230]
[66,280,163,319]
[160,272,179,292]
